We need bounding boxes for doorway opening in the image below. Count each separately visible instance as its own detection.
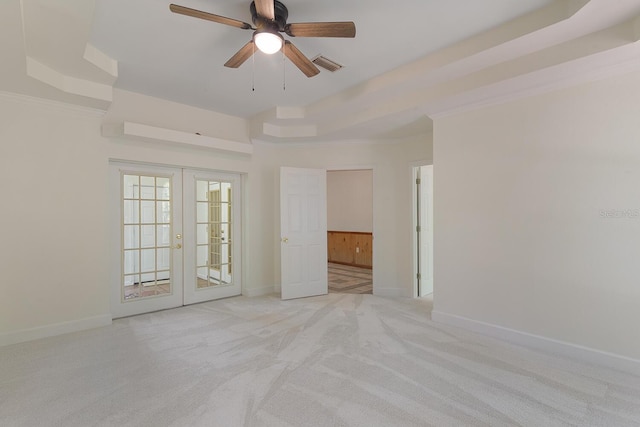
[326,169,373,294]
[413,164,433,297]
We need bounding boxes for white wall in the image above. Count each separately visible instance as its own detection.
[0,90,432,344]
[327,169,373,232]
[433,70,640,361]
[0,94,110,341]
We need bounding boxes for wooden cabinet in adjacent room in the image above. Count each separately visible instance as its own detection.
[327,231,372,269]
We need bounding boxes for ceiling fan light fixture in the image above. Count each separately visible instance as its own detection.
[170,1,355,77]
[253,30,283,54]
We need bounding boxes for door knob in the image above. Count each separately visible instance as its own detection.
[281,237,289,243]
[174,243,182,249]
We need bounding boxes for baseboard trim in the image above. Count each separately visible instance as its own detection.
[431,310,640,375]
[374,288,406,298]
[0,314,113,347]
[243,285,276,298]
[328,261,372,270]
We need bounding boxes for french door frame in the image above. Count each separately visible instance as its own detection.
[109,162,243,318]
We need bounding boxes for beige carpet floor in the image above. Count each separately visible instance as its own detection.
[1,294,639,426]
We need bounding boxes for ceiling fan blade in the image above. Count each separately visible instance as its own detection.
[170,4,252,30]
[285,22,356,38]
[224,41,255,68]
[254,0,275,20]
[283,41,320,78]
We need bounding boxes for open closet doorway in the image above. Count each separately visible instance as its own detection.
[413,164,434,298]
[326,169,373,294]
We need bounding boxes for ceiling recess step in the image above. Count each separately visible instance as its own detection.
[312,55,344,72]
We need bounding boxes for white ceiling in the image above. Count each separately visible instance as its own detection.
[3,0,640,142]
[89,0,553,118]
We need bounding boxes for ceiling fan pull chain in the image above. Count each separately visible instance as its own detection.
[282,44,286,91]
[252,41,255,92]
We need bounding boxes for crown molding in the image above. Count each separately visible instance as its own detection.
[428,48,640,120]
[0,90,107,117]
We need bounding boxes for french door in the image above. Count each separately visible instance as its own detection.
[110,163,242,318]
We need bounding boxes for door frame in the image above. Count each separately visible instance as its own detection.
[325,165,376,293]
[412,163,434,298]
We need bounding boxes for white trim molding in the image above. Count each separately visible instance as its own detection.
[26,57,113,102]
[0,90,106,117]
[84,43,119,78]
[374,288,408,298]
[432,310,640,376]
[0,314,113,347]
[102,122,253,155]
[243,285,277,298]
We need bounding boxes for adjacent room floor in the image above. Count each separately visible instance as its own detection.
[328,263,372,294]
[1,294,639,426]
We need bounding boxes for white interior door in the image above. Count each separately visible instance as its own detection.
[183,170,242,304]
[110,163,242,317]
[280,167,328,300]
[419,165,434,296]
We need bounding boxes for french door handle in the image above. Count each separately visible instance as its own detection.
[173,243,182,249]
[281,237,289,243]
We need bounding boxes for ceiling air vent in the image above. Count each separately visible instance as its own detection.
[312,55,344,72]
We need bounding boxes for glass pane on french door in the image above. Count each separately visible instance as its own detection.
[122,174,171,299]
[183,170,242,304]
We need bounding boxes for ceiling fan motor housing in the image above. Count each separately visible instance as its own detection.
[250,0,288,31]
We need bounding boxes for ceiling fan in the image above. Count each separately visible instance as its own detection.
[169,0,356,77]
